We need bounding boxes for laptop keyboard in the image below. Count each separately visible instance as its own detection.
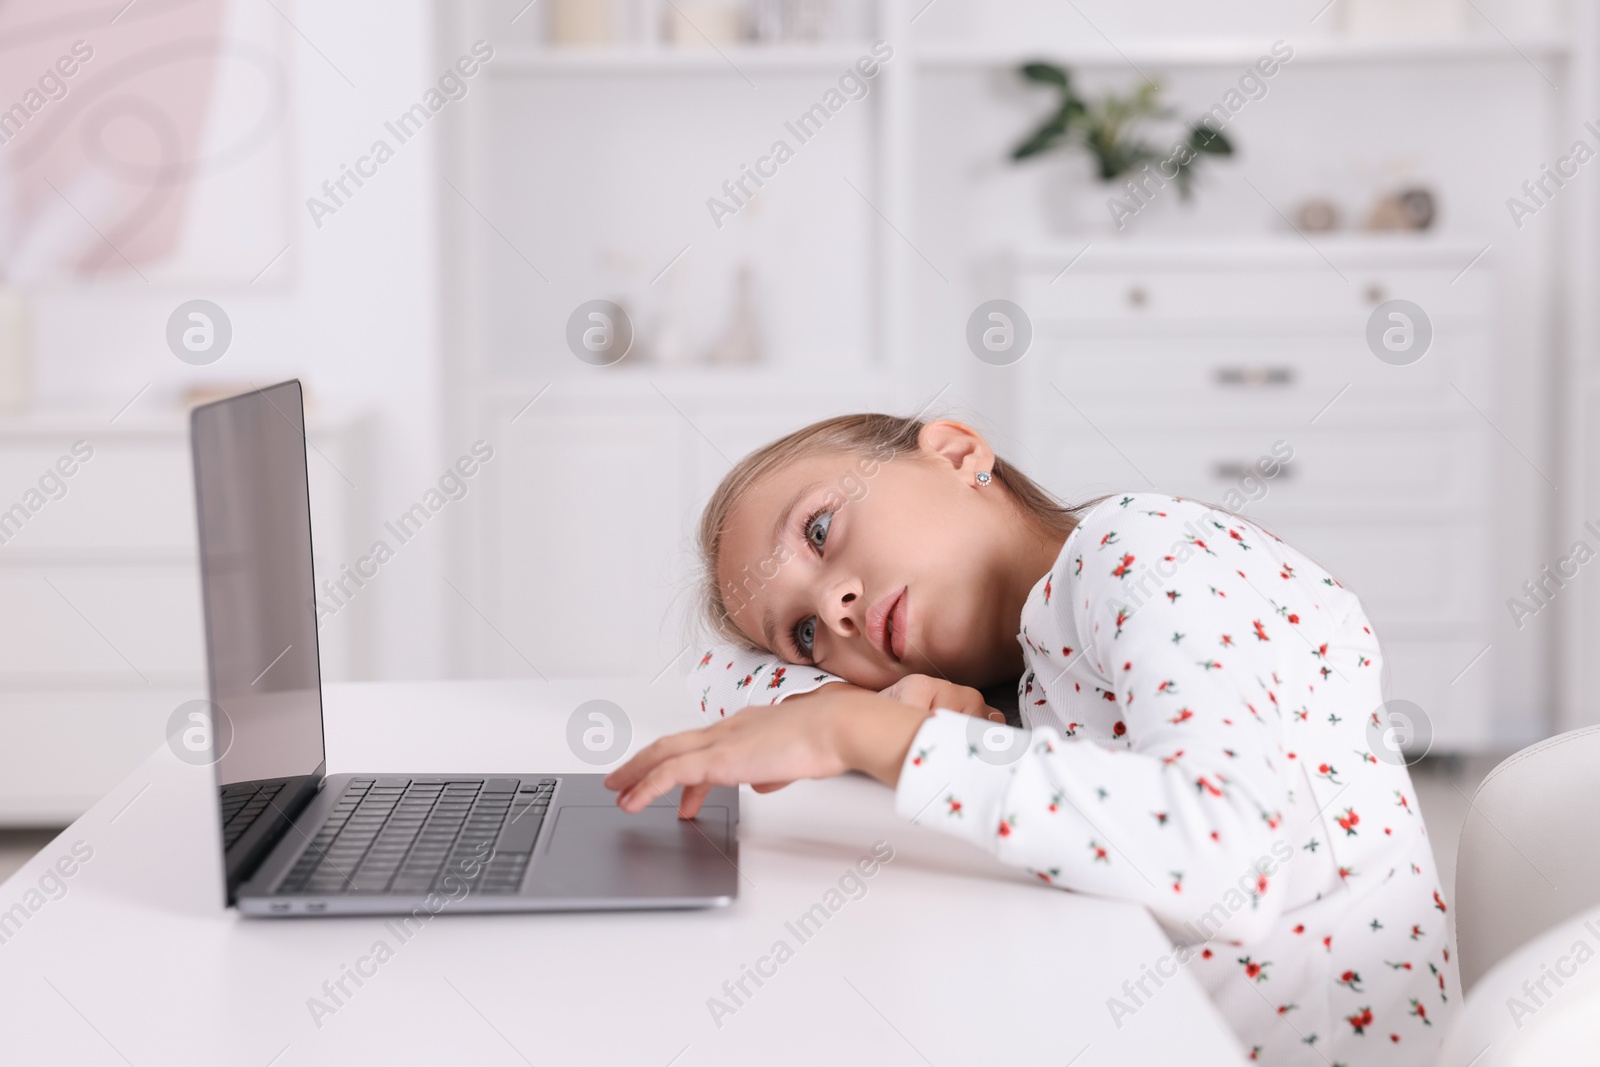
[221,781,286,850]
[277,777,555,896]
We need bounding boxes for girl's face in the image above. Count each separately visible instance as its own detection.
[715,423,1043,691]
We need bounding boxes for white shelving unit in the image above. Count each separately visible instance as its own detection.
[436,0,1593,745]
[0,410,369,824]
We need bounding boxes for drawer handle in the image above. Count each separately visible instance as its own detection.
[1214,366,1296,387]
[1214,460,1295,481]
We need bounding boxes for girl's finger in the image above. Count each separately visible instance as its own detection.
[618,751,706,813]
[677,782,713,819]
[604,728,716,793]
[750,781,793,794]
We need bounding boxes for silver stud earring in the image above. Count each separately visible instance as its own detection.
[976,471,992,487]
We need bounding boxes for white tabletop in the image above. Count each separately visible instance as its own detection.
[0,680,1245,1065]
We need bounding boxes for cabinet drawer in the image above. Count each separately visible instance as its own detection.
[0,565,204,683]
[1025,331,1491,420]
[1021,425,1488,517]
[1018,263,1488,323]
[0,438,194,552]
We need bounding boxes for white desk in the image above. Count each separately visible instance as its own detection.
[0,680,1245,1065]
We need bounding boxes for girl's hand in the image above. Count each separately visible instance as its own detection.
[604,687,931,817]
[879,673,1005,723]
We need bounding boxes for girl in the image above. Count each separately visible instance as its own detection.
[604,414,1456,1065]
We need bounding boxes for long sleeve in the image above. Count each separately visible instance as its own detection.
[685,641,846,725]
[894,497,1302,945]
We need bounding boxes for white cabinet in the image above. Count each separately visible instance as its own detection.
[0,409,367,825]
[1012,240,1497,750]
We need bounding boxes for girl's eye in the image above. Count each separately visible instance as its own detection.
[804,509,832,552]
[792,616,817,659]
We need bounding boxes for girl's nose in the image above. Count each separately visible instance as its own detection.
[821,579,862,638]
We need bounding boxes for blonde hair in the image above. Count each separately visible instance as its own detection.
[696,412,1114,648]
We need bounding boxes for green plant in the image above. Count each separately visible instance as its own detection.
[1011,62,1233,198]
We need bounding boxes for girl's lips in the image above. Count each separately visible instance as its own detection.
[889,589,909,660]
[867,586,908,662]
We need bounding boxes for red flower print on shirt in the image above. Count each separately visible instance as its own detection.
[1169,708,1193,724]
[1347,1007,1374,1035]
[767,667,787,689]
[1336,808,1360,836]
[1238,956,1270,983]
[1113,721,1127,737]
[1338,970,1363,991]
[1410,999,1431,1025]
[1252,619,1270,642]
[698,651,714,668]
[1434,891,1448,913]
[1112,553,1135,577]
[1089,841,1109,863]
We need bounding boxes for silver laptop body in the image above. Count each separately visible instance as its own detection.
[190,380,737,917]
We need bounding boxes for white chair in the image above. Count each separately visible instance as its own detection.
[1454,725,1600,992]
[1434,899,1600,1066]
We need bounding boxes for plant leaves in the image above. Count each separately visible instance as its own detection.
[1020,62,1071,88]
[1189,124,1234,156]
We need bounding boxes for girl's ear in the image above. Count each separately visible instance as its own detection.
[917,420,995,481]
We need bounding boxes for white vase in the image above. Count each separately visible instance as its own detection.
[0,288,31,414]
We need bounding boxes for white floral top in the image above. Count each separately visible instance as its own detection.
[687,492,1456,1065]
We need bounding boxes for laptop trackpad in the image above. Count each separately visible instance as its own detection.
[526,805,732,902]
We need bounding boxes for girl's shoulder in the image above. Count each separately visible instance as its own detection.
[1059,492,1224,566]
[1052,490,1361,622]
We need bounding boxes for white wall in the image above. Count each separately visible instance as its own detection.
[29,0,447,682]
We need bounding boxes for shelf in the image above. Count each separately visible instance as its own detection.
[478,365,903,405]
[1005,233,1496,270]
[491,43,880,75]
[914,34,1570,70]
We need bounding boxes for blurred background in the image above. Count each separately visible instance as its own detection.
[0,0,1591,887]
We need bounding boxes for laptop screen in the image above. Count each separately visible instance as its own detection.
[191,381,327,894]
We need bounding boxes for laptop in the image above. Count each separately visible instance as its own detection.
[189,380,738,916]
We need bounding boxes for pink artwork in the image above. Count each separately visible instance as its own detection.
[0,0,291,285]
